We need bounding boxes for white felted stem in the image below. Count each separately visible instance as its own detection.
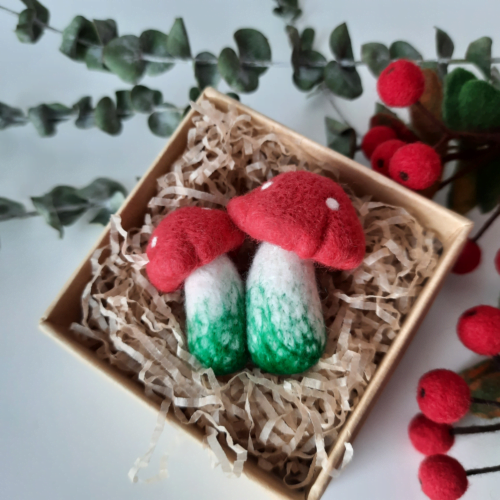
[184,254,247,375]
[246,242,326,375]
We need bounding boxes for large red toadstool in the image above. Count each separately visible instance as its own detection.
[227,171,366,375]
[146,206,248,375]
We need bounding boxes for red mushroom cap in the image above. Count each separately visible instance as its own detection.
[146,207,245,293]
[227,171,366,270]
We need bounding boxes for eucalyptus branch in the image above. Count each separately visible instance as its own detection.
[0,178,127,237]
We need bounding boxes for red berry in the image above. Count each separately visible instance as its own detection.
[418,455,468,500]
[389,142,442,190]
[457,305,500,356]
[495,248,500,274]
[371,139,406,176]
[417,369,470,424]
[377,60,426,107]
[361,126,397,159]
[452,239,481,274]
[408,414,454,455]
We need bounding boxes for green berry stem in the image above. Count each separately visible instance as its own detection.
[466,464,500,477]
[452,421,500,435]
[471,203,500,242]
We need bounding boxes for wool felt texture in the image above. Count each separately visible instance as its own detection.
[418,455,468,500]
[452,239,481,275]
[361,126,397,159]
[496,248,500,275]
[146,206,245,293]
[377,59,425,108]
[408,414,454,455]
[417,369,471,424]
[185,254,248,375]
[227,171,366,271]
[458,80,500,131]
[457,305,500,356]
[442,68,477,130]
[389,142,442,190]
[245,242,326,375]
[371,139,406,176]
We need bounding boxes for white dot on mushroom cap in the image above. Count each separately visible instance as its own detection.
[202,207,212,210]
[326,198,340,211]
[151,236,158,248]
[261,181,273,190]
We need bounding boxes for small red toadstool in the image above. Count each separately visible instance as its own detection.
[146,206,248,375]
[227,171,366,374]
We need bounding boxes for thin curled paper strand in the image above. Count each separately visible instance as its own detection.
[71,99,441,489]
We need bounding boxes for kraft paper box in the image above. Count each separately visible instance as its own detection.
[40,88,473,500]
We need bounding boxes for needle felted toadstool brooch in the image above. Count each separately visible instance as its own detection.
[227,170,366,375]
[146,206,248,375]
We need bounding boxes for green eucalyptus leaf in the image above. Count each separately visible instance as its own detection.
[94,97,122,135]
[148,105,182,137]
[60,16,99,61]
[329,23,354,63]
[491,67,500,91]
[31,186,88,237]
[194,51,220,90]
[324,61,362,99]
[292,50,326,91]
[139,29,174,76]
[325,117,356,158]
[90,207,113,225]
[436,28,454,59]
[435,27,454,77]
[115,90,134,120]
[15,1,49,44]
[166,18,191,59]
[103,35,146,84]
[218,47,259,93]
[0,103,27,129]
[84,19,118,71]
[465,36,492,79]
[389,41,422,61]
[74,96,94,129]
[234,29,271,76]
[28,103,74,137]
[476,156,500,213]
[130,85,163,113]
[189,87,201,101]
[226,92,240,101]
[361,42,390,76]
[77,177,127,203]
[300,28,315,51]
[0,198,26,221]
[273,0,302,22]
[285,25,300,49]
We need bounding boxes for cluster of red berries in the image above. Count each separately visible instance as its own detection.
[361,60,442,190]
[408,305,500,500]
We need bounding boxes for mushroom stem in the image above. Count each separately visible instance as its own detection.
[246,242,326,375]
[184,254,248,375]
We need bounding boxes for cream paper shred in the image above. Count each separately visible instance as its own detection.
[71,99,442,490]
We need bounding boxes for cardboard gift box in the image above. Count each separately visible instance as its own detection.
[39,88,473,500]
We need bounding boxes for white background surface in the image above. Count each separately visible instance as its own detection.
[1,1,500,499]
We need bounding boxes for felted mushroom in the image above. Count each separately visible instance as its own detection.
[227,171,365,375]
[146,206,248,375]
